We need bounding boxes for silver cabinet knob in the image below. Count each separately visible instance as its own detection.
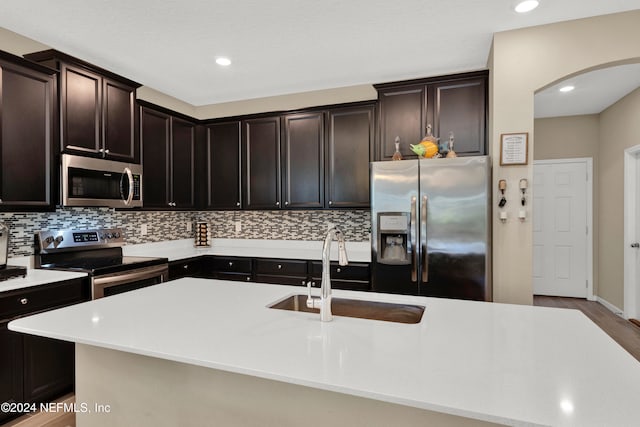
[228,261,233,267]
[328,201,333,206]
[276,201,280,206]
[336,267,341,273]
[236,202,241,207]
[246,277,251,281]
[183,265,189,269]
[285,201,289,206]
[277,264,282,269]
[20,298,28,305]
[104,149,110,154]
[0,198,3,203]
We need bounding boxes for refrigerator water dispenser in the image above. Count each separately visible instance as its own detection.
[377,212,411,265]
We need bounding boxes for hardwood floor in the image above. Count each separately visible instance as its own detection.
[534,295,640,362]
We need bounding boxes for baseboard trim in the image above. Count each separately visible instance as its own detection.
[597,297,625,318]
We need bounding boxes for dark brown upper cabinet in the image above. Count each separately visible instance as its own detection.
[24,50,141,163]
[282,112,324,209]
[242,116,281,210]
[205,121,242,209]
[0,51,57,211]
[140,102,196,209]
[375,71,487,160]
[326,104,375,208]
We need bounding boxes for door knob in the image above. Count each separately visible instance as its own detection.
[631,243,640,248]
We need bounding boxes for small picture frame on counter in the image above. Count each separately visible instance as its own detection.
[500,132,528,166]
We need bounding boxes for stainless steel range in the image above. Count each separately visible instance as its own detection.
[34,228,169,299]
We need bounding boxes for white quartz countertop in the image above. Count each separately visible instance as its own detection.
[0,257,87,293]
[122,238,371,263]
[9,278,640,426]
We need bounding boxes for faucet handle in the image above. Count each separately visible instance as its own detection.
[306,281,317,309]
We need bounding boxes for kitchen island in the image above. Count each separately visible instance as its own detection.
[8,278,640,426]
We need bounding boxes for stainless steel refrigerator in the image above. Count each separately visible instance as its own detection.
[370,156,491,301]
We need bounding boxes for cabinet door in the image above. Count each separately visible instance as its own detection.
[326,105,374,208]
[243,117,281,209]
[23,335,74,403]
[0,59,56,210]
[430,76,486,156]
[103,77,137,162]
[282,113,324,209]
[206,121,242,209]
[171,117,196,208]
[141,106,171,208]
[0,321,23,424]
[61,64,101,154]
[377,85,426,160]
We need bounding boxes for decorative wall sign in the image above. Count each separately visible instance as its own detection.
[500,133,528,165]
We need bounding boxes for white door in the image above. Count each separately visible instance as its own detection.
[623,146,640,319]
[533,159,591,298]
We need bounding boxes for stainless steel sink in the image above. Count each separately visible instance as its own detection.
[268,294,425,324]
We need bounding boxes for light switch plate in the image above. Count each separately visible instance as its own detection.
[235,221,241,232]
[141,224,148,236]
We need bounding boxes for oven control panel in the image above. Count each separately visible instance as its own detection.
[35,228,126,253]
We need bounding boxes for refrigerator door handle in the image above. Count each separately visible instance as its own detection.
[410,196,418,282]
[421,195,428,282]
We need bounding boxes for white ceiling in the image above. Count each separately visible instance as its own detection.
[0,1,639,107]
[535,63,640,118]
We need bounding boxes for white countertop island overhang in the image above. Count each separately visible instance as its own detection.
[8,278,640,426]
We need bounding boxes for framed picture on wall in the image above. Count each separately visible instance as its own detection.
[500,132,528,165]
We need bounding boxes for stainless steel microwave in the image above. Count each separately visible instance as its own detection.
[61,154,142,208]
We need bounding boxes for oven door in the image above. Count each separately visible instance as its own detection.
[91,264,168,299]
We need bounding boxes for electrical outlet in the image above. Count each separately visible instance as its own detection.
[186,221,192,232]
[235,221,241,233]
[141,224,148,236]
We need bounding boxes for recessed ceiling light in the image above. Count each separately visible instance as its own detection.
[215,57,231,66]
[514,0,539,13]
[559,85,575,93]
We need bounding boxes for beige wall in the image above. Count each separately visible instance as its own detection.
[489,10,640,305]
[533,115,599,160]
[598,87,640,307]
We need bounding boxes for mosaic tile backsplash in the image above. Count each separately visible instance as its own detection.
[0,208,371,257]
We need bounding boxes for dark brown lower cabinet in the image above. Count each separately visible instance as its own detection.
[22,335,74,403]
[0,278,89,424]
[205,256,253,282]
[0,320,23,424]
[310,261,371,291]
[168,258,204,281]
[254,259,308,286]
[194,256,371,291]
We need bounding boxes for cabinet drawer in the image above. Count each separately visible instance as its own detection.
[255,275,308,286]
[255,259,307,276]
[310,262,370,281]
[0,278,89,321]
[211,272,252,282]
[168,258,203,280]
[208,256,252,274]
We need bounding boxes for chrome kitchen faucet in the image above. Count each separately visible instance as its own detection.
[306,225,349,322]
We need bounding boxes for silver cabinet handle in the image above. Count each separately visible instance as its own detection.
[20,298,28,305]
[421,195,428,282]
[410,196,417,282]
